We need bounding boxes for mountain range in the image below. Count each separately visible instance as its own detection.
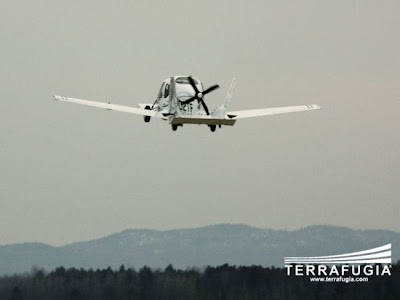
[0,224,399,275]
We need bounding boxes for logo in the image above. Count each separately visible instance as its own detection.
[284,244,392,283]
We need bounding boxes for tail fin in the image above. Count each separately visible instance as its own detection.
[224,78,236,108]
[212,78,237,119]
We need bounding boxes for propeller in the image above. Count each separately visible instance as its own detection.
[180,76,219,115]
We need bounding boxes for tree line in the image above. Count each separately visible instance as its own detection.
[0,262,398,300]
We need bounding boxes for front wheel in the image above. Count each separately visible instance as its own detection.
[172,124,178,131]
[209,125,216,132]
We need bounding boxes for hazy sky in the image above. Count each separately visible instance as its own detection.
[1,1,399,246]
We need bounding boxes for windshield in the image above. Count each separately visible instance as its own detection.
[175,77,199,85]
[157,82,165,99]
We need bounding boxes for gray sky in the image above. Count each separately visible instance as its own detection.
[1,0,399,246]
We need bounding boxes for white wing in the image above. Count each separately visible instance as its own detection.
[54,95,164,118]
[227,104,321,119]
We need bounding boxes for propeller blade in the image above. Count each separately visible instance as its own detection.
[188,76,199,94]
[180,95,197,104]
[203,84,220,95]
[199,99,210,115]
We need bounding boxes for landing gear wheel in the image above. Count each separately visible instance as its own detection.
[144,106,151,123]
[209,125,216,132]
[172,124,178,131]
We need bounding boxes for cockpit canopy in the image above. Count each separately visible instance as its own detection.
[158,76,203,100]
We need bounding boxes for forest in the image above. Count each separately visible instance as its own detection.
[0,263,398,300]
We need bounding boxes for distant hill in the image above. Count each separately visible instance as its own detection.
[0,224,399,275]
